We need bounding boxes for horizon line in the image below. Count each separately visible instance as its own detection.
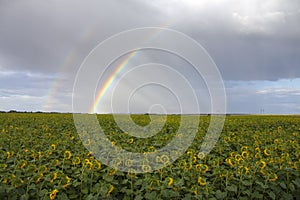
[2,110,300,115]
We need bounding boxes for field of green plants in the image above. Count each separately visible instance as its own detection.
[0,113,299,199]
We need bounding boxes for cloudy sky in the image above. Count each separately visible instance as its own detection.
[1,0,300,114]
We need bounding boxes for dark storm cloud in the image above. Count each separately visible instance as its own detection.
[0,0,164,74]
[205,34,300,81]
[1,0,299,81]
[167,0,300,81]
[0,0,299,81]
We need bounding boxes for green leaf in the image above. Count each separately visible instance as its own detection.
[292,178,300,188]
[252,191,263,199]
[215,190,227,199]
[256,181,268,189]
[90,183,101,193]
[144,191,157,200]
[161,189,180,198]
[182,194,193,200]
[39,189,48,197]
[102,174,114,182]
[282,192,293,199]
[81,188,89,194]
[280,182,287,189]
[242,190,251,196]
[123,196,131,200]
[174,179,184,187]
[242,180,252,186]
[289,182,295,191]
[72,181,81,187]
[86,194,97,200]
[208,198,217,200]
[20,194,29,200]
[58,192,69,200]
[135,179,144,186]
[268,191,275,200]
[227,185,237,193]
[68,194,79,199]
[134,195,144,200]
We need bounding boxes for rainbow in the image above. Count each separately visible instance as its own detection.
[43,26,171,113]
[89,26,172,114]
[43,28,96,112]
[89,50,138,113]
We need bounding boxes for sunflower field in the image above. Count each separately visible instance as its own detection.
[0,113,299,199]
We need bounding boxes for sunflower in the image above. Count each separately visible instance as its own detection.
[264,149,271,156]
[2,178,7,184]
[195,164,209,173]
[241,151,248,159]
[278,126,282,133]
[64,151,72,159]
[85,161,93,170]
[141,164,152,173]
[197,152,205,160]
[85,139,91,146]
[197,177,206,186]
[187,150,193,157]
[20,160,27,169]
[161,154,170,164]
[95,160,101,169]
[36,172,43,183]
[62,176,71,188]
[127,169,137,178]
[51,144,56,150]
[156,156,161,163]
[167,177,173,186]
[238,166,250,175]
[108,168,118,176]
[148,146,156,153]
[223,137,230,143]
[49,189,58,200]
[52,159,59,166]
[226,158,234,167]
[50,172,57,183]
[107,185,114,197]
[258,160,266,169]
[268,173,278,182]
[240,146,248,152]
[6,151,11,159]
[125,159,133,167]
[111,141,116,147]
[235,154,243,161]
[230,152,235,158]
[183,162,193,170]
[72,157,80,165]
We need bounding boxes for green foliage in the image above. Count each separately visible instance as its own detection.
[0,113,299,199]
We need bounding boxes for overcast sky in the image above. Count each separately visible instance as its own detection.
[1,0,300,114]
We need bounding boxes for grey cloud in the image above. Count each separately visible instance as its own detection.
[170,0,300,81]
[0,0,164,74]
[226,78,300,113]
[1,0,299,81]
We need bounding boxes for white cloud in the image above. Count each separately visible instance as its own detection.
[0,95,46,111]
[232,11,285,34]
[256,88,300,96]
